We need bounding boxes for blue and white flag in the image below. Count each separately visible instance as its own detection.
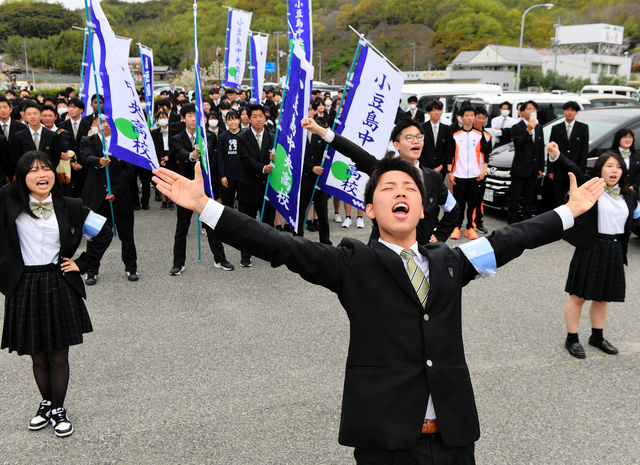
[318,44,404,209]
[266,43,313,233]
[81,36,101,116]
[288,0,312,64]
[90,0,158,171]
[250,34,269,104]
[139,44,154,127]
[223,8,252,90]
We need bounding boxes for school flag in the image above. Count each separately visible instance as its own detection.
[139,44,155,127]
[193,2,214,198]
[81,36,101,115]
[90,0,158,171]
[287,0,312,64]
[223,8,252,90]
[115,37,132,59]
[250,34,269,104]
[318,44,404,209]
[266,43,313,233]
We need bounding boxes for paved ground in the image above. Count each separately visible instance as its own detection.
[2,200,640,464]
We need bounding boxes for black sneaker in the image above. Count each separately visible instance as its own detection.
[240,258,252,267]
[475,226,488,234]
[28,400,52,431]
[161,202,168,210]
[214,260,235,271]
[169,201,176,210]
[127,271,140,281]
[283,224,294,233]
[142,204,150,210]
[276,225,283,232]
[169,266,185,276]
[85,273,98,286]
[307,221,317,232]
[133,204,141,211]
[49,407,73,437]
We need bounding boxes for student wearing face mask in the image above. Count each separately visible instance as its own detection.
[491,102,516,148]
[207,111,222,138]
[151,110,177,210]
[55,101,69,126]
[405,96,426,123]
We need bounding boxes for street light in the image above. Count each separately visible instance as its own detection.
[317,51,322,82]
[516,3,553,91]
[410,42,416,71]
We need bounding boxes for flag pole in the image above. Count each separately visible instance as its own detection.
[79,27,88,98]
[83,0,117,237]
[138,44,153,129]
[348,25,407,77]
[248,32,255,103]
[194,1,203,261]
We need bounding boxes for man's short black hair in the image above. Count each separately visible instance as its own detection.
[219,101,231,110]
[91,94,104,103]
[407,95,418,104]
[499,101,511,110]
[459,105,475,117]
[180,103,196,117]
[563,101,580,112]
[364,154,426,208]
[0,96,11,106]
[309,100,318,111]
[65,87,75,94]
[67,97,85,111]
[425,100,443,112]
[22,100,41,112]
[225,88,237,95]
[57,90,70,99]
[390,119,423,142]
[247,104,265,118]
[156,98,172,109]
[522,100,538,111]
[41,104,56,115]
[226,109,240,121]
[474,106,488,117]
[5,90,16,97]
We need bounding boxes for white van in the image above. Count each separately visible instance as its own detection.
[580,85,640,102]
[400,83,503,121]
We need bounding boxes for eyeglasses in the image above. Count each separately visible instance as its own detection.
[397,134,425,143]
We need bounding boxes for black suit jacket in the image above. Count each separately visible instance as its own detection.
[301,133,326,190]
[11,126,61,169]
[79,135,135,214]
[0,185,111,299]
[327,133,459,243]
[511,120,544,178]
[2,119,26,145]
[405,108,426,123]
[151,126,177,170]
[0,133,11,183]
[59,116,93,153]
[548,121,589,178]
[236,128,274,204]
[420,122,455,171]
[205,203,565,449]
[627,151,640,192]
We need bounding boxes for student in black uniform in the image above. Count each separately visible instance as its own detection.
[0,151,110,437]
[217,110,243,209]
[610,128,640,192]
[547,142,638,358]
[151,110,177,210]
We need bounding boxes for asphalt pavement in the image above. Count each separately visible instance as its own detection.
[2,200,640,464]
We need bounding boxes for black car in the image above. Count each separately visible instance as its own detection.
[484,107,640,212]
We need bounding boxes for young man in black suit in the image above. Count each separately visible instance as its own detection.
[169,103,234,275]
[405,95,426,123]
[0,132,10,186]
[235,103,275,267]
[58,98,93,197]
[79,116,139,284]
[508,100,544,224]
[0,96,25,180]
[11,100,61,170]
[548,101,590,206]
[420,99,454,173]
[302,117,459,245]
[153,150,604,464]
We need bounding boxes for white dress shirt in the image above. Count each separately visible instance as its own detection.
[16,194,60,266]
[598,191,628,235]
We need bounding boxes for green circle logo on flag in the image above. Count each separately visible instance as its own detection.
[269,143,293,194]
[114,118,139,140]
[229,67,237,77]
[331,160,352,181]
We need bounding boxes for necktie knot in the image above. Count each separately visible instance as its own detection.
[605,186,621,200]
[29,201,53,219]
[621,150,630,159]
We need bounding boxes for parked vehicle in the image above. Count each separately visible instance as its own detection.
[580,85,640,102]
[582,95,640,108]
[483,107,640,213]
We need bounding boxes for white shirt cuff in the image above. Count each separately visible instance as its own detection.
[548,153,559,162]
[200,198,225,229]
[553,205,574,230]
[323,129,335,143]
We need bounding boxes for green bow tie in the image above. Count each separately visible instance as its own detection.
[604,186,620,200]
[621,150,630,160]
[29,201,53,219]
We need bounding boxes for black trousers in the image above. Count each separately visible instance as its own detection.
[297,186,330,243]
[87,200,137,273]
[70,168,86,198]
[508,174,537,224]
[354,433,475,465]
[473,179,486,228]
[452,177,480,230]
[222,178,240,208]
[129,167,152,208]
[173,204,227,267]
[552,176,570,207]
[238,199,275,261]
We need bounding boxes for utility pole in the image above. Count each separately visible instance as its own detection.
[317,51,322,82]
[274,31,285,83]
[553,17,561,76]
[23,41,28,75]
[410,42,416,71]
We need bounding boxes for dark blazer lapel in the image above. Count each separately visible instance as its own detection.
[372,241,423,307]
[7,194,23,224]
[420,167,434,203]
[247,130,261,157]
[53,196,69,256]
[419,244,443,308]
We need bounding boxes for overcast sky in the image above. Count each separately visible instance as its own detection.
[53,0,150,12]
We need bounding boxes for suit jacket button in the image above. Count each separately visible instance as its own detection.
[423,314,429,322]
[426,360,433,367]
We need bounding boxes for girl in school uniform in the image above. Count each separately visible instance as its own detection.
[1,151,110,437]
[609,128,640,192]
[547,142,638,359]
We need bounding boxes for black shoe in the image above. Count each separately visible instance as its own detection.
[169,201,175,210]
[240,258,252,267]
[161,202,168,210]
[85,273,98,286]
[127,271,139,281]
[133,204,141,211]
[320,240,333,246]
[307,221,317,232]
[169,266,185,276]
[565,340,586,359]
[284,224,294,233]
[276,225,283,232]
[155,192,162,202]
[589,337,619,355]
[28,400,52,431]
[49,407,73,437]
[214,260,235,271]
[475,226,488,234]
[142,205,150,210]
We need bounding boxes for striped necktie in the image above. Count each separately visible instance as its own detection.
[73,121,78,138]
[433,125,438,144]
[621,150,630,160]
[33,131,40,149]
[400,249,429,308]
[2,123,8,138]
[256,132,262,149]
[605,186,620,200]
[500,118,506,129]
[566,125,572,140]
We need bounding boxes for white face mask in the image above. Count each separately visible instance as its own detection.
[157,119,169,127]
[221,110,229,117]
[232,105,240,111]
[501,109,510,117]
[325,99,332,106]
[57,107,68,116]
[457,116,463,125]
[208,119,218,128]
[408,104,417,110]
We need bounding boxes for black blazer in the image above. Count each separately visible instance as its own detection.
[511,120,544,178]
[217,129,243,181]
[59,116,93,153]
[0,185,111,299]
[11,126,61,169]
[236,128,274,204]
[301,132,326,191]
[327,133,459,243]
[207,204,565,449]
[79,135,135,214]
[2,119,26,145]
[151,126,177,170]
[420,122,455,171]
[405,108,426,123]
[0,133,11,183]
[627,151,640,192]
[548,121,589,178]
[554,153,637,264]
